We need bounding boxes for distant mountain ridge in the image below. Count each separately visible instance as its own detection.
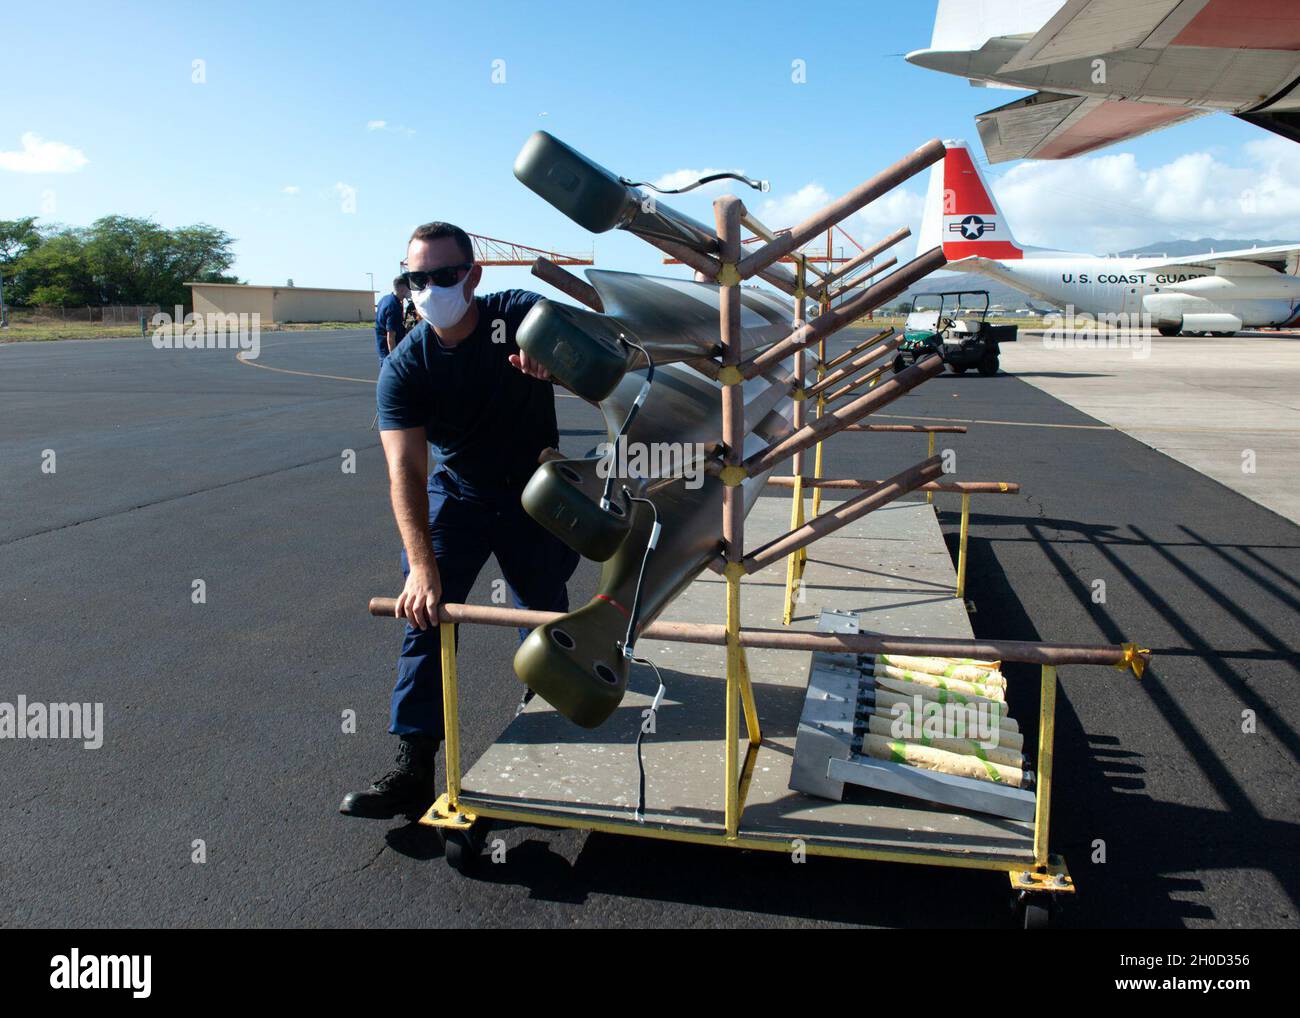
[1115,238,1291,257]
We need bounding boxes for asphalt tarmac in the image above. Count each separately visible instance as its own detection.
[1,326,1296,928]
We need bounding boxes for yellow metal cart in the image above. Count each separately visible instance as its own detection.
[367,179,1148,928]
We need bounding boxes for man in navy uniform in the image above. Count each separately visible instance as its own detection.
[374,275,410,364]
[340,221,579,818]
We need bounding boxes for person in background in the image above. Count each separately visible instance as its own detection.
[374,276,410,365]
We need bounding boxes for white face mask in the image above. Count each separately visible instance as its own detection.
[412,272,473,329]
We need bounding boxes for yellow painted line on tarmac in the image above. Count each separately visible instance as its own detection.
[873,411,1300,435]
[231,353,1300,430]
[1127,425,1300,434]
[236,349,376,384]
[234,348,580,396]
[872,412,1113,432]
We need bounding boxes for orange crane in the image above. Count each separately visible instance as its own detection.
[468,233,593,267]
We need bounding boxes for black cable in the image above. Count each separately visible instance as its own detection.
[629,655,667,823]
[619,486,660,661]
[595,339,667,823]
[599,336,653,512]
[621,171,770,195]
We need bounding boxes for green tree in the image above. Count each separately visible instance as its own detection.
[83,215,163,305]
[0,217,44,303]
[13,230,96,306]
[0,216,41,266]
[1,215,238,309]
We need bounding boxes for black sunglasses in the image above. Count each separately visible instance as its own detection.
[400,263,472,290]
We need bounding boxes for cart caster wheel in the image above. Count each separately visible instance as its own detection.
[1022,900,1051,930]
[1011,889,1054,929]
[892,354,906,374]
[441,825,486,874]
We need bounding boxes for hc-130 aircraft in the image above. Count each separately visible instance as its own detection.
[918,140,1300,335]
[906,0,1300,163]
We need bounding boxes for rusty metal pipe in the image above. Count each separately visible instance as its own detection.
[754,262,802,297]
[742,354,944,475]
[766,476,1019,494]
[791,270,807,477]
[821,329,892,372]
[804,335,900,397]
[741,212,830,283]
[741,456,944,573]
[844,424,967,433]
[531,256,603,312]
[740,247,946,380]
[737,141,944,280]
[826,256,899,301]
[643,234,722,280]
[823,365,888,405]
[716,196,745,564]
[807,227,911,300]
[651,233,803,299]
[365,600,1146,669]
[826,258,899,302]
[683,355,722,381]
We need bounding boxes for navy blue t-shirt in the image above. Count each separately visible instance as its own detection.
[376,289,557,496]
[375,293,405,361]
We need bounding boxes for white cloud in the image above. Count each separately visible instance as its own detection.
[752,140,1300,270]
[650,168,743,198]
[854,188,924,244]
[0,132,88,173]
[992,143,1300,252]
[281,185,300,194]
[756,182,923,262]
[366,119,415,136]
[760,183,832,229]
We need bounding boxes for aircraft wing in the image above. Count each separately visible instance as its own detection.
[913,0,1300,160]
[976,90,1204,163]
[998,0,1196,72]
[1143,244,1300,275]
[999,0,1300,72]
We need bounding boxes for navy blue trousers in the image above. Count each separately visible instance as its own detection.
[389,473,579,737]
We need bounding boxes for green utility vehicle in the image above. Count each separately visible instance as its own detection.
[893,290,1017,376]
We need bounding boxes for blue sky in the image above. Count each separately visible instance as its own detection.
[3,0,1293,298]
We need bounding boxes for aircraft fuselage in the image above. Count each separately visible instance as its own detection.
[959,256,1300,328]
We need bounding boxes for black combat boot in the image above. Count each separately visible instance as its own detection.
[338,734,437,819]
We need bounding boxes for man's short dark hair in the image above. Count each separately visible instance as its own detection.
[392,275,407,290]
[409,222,474,263]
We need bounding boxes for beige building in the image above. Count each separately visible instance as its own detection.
[187,282,375,324]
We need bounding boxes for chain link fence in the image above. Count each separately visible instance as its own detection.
[3,304,162,325]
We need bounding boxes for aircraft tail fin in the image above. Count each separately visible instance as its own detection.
[919,139,1023,262]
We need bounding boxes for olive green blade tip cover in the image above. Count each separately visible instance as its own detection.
[521,458,631,563]
[514,600,631,729]
[512,130,636,236]
[517,300,631,403]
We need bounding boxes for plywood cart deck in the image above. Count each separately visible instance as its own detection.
[454,498,1036,870]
